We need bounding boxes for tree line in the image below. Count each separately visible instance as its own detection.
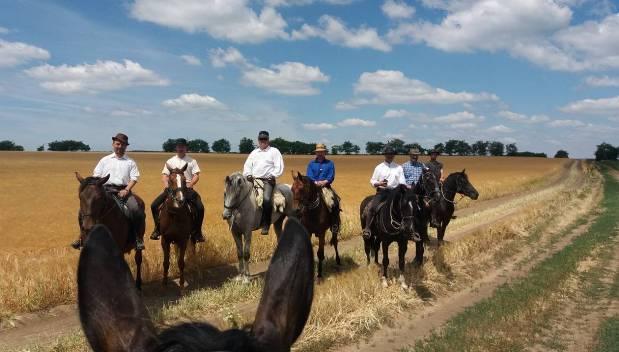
[365,138,549,157]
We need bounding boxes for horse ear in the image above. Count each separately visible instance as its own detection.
[291,170,297,181]
[78,225,157,352]
[181,162,188,172]
[97,174,110,185]
[297,171,303,180]
[252,218,314,350]
[462,168,466,174]
[225,175,230,184]
[75,172,84,183]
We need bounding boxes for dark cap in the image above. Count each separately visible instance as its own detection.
[258,131,270,139]
[430,149,440,155]
[382,145,396,155]
[112,133,129,145]
[175,138,188,146]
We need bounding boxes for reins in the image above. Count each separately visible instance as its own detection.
[440,176,465,205]
[224,182,252,211]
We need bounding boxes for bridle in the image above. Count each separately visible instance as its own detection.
[224,178,252,211]
[167,172,187,206]
[440,174,466,205]
[296,180,321,213]
[80,186,117,223]
[378,192,414,236]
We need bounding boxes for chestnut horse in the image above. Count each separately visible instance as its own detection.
[158,163,193,288]
[78,219,314,352]
[291,172,341,279]
[75,173,145,289]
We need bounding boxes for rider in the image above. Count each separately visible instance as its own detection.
[306,143,341,236]
[426,149,444,228]
[71,133,145,250]
[362,145,406,239]
[402,147,426,188]
[149,138,206,243]
[243,131,284,235]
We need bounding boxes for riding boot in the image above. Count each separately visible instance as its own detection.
[330,196,341,236]
[150,190,166,240]
[260,180,274,235]
[150,210,160,240]
[190,191,206,243]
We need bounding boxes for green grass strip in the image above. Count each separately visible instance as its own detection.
[407,165,619,352]
[593,316,619,352]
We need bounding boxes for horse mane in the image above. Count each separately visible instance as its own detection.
[155,323,257,352]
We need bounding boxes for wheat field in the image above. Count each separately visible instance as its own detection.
[0,151,567,321]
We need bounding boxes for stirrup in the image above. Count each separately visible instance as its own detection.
[149,230,160,240]
[135,239,145,251]
[362,229,371,240]
[70,239,81,250]
[193,232,206,243]
[409,232,421,242]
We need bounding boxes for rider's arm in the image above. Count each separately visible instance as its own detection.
[188,173,199,188]
[242,151,254,177]
[161,174,169,188]
[306,162,316,181]
[370,165,381,188]
[325,161,335,185]
[271,149,284,179]
[125,179,137,192]
[188,159,200,187]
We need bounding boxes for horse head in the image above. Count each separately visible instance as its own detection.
[223,172,250,220]
[291,171,315,212]
[420,168,440,202]
[456,169,479,200]
[77,219,314,352]
[166,163,188,210]
[75,172,111,235]
[399,185,416,235]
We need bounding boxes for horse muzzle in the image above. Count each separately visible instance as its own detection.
[222,208,232,220]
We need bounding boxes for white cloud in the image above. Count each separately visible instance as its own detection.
[291,15,391,52]
[180,54,201,66]
[335,101,357,110]
[25,59,168,94]
[448,122,477,129]
[560,96,619,115]
[498,110,550,124]
[337,118,376,127]
[585,76,619,87]
[0,27,8,34]
[110,108,152,117]
[486,124,513,133]
[210,47,329,96]
[383,109,409,118]
[130,0,288,43]
[390,2,619,72]
[343,70,498,106]
[548,119,585,127]
[302,122,336,130]
[434,111,484,123]
[382,0,415,20]
[0,39,50,67]
[162,93,226,109]
[266,0,355,6]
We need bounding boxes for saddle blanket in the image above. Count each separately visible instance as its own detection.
[253,179,287,213]
[321,187,338,210]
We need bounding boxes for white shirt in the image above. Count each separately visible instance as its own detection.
[243,146,284,178]
[370,161,406,189]
[93,153,140,186]
[162,155,200,184]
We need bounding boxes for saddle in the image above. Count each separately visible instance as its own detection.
[252,179,287,213]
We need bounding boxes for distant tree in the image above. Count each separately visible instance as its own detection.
[48,140,90,151]
[505,143,518,156]
[444,139,458,155]
[488,141,504,156]
[212,138,231,153]
[187,139,209,153]
[162,139,176,152]
[340,140,360,155]
[471,140,489,156]
[595,142,618,161]
[387,138,407,154]
[404,142,425,154]
[331,145,340,155]
[554,150,569,158]
[239,137,255,154]
[433,143,445,154]
[511,151,547,157]
[37,145,45,151]
[366,141,385,155]
[0,140,24,151]
[352,144,361,154]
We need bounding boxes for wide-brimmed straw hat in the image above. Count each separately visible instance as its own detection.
[409,148,421,155]
[314,143,327,152]
[112,133,129,145]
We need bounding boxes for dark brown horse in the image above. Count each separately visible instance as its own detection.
[75,173,145,289]
[433,170,479,246]
[291,172,341,279]
[77,218,314,352]
[158,164,193,288]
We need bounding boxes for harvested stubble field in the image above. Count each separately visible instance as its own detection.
[0,151,567,324]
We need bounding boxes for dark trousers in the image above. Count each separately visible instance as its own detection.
[151,188,204,235]
[260,180,275,227]
[363,189,390,230]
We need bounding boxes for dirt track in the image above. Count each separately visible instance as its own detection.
[0,161,578,351]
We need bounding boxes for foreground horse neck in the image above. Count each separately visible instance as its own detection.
[442,174,460,201]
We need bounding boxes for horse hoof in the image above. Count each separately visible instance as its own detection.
[242,276,251,285]
[398,275,408,290]
[233,275,243,282]
[381,277,389,288]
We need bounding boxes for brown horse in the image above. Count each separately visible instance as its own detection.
[75,173,145,289]
[158,164,193,288]
[291,171,341,279]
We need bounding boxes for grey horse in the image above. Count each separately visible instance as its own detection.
[222,171,294,283]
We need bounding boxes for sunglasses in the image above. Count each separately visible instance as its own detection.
[258,138,269,141]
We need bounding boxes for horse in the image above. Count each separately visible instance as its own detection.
[360,195,380,266]
[291,172,341,279]
[77,218,314,352]
[222,172,294,283]
[409,169,441,264]
[360,186,417,288]
[158,163,193,289]
[432,169,479,246]
[74,173,145,290]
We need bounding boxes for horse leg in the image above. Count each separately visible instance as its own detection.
[242,232,252,283]
[381,240,390,288]
[331,227,341,266]
[317,232,325,279]
[232,230,244,281]
[364,238,371,265]
[414,240,425,266]
[178,242,187,291]
[162,239,171,286]
[398,238,408,289]
[374,237,380,265]
[134,248,143,291]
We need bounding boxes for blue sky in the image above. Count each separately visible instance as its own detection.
[1,0,618,157]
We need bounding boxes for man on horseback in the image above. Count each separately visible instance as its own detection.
[149,138,206,243]
[306,143,341,236]
[362,145,407,239]
[71,133,145,250]
[426,149,444,228]
[402,147,426,188]
[243,131,284,235]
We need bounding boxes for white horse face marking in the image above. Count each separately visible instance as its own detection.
[176,174,184,201]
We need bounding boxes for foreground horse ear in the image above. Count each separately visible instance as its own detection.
[462,168,466,174]
[291,170,297,181]
[297,171,303,180]
[78,225,157,352]
[252,218,314,351]
[97,174,110,185]
[181,162,188,172]
[75,172,85,183]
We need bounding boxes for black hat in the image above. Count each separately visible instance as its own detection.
[258,131,270,139]
[430,149,440,155]
[112,133,130,146]
[175,138,188,146]
[382,145,396,155]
